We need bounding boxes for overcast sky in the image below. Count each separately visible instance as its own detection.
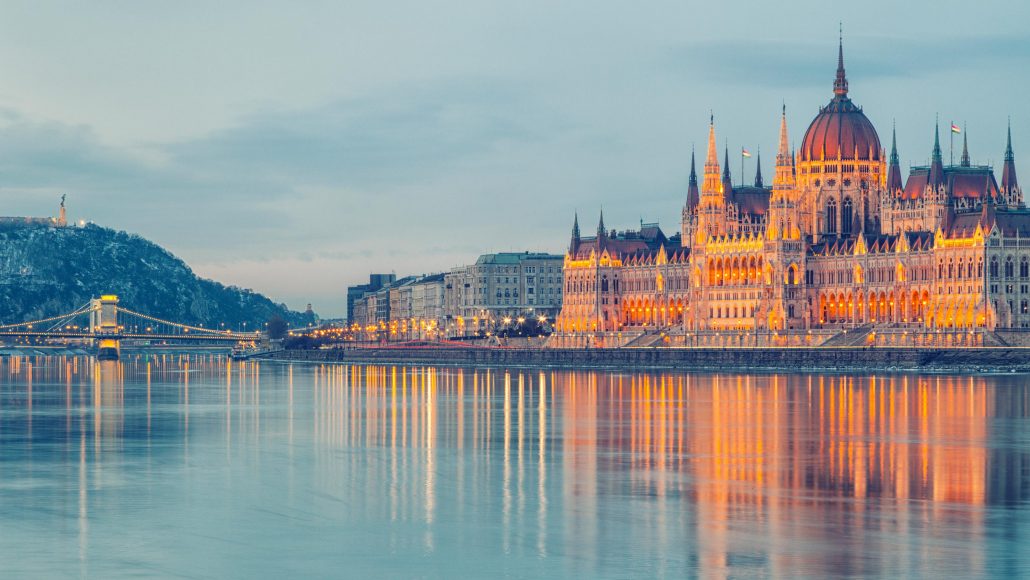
[0,1,1027,316]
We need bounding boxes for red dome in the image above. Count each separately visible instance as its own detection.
[799,40,882,163]
[799,97,881,162]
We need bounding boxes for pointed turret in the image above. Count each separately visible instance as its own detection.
[773,105,794,193]
[960,125,970,167]
[596,209,606,238]
[754,148,763,188]
[722,145,733,199]
[777,104,790,163]
[833,30,848,98]
[569,212,580,254]
[702,115,722,198]
[886,121,903,193]
[929,119,946,187]
[686,147,700,210]
[1002,120,1019,195]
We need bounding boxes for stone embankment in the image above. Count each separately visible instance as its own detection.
[259,347,1030,374]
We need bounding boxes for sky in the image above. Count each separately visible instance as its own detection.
[0,1,1027,317]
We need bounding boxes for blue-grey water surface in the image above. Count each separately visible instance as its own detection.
[1,355,1029,578]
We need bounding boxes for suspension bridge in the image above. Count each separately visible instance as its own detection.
[0,295,264,360]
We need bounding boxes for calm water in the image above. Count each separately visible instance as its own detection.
[1,356,1029,578]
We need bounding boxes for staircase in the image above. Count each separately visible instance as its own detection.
[622,328,668,347]
[820,324,876,347]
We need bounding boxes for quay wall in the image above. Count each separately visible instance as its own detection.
[259,347,1030,374]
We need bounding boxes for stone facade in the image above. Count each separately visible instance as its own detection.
[555,41,1025,348]
[443,252,564,336]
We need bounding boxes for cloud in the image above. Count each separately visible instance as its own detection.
[667,33,1030,89]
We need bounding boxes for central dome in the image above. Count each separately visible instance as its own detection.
[799,42,881,163]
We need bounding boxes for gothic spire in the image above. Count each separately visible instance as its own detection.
[833,25,848,98]
[754,148,763,188]
[597,208,606,237]
[773,107,794,192]
[886,120,903,193]
[722,144,733,197]
[569,212,580,254]
[1006,119,1014,161]
[686,147,700,210]
[1002,118,1019,194]
[776,103,790,165]
[704,114,718,170]
[929,118,946,187]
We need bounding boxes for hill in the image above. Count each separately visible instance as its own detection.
[0,222,312,328]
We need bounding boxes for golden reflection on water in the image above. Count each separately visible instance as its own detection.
[301,364,1026,575]
[1,355,1027,576]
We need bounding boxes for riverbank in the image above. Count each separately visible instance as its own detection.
[257,346,1030,374]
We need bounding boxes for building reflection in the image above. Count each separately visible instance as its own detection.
[0,355,1028,576]
[305,364,1030,576]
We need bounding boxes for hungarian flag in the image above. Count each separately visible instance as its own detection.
[951,123,961,134]
[742,148,752,158]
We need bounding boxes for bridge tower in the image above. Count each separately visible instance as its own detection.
[90,295,121,360]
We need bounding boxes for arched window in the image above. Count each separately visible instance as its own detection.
[826,198,838,235]
[990,257,999,278]
[1005,257,1015,278]
[1021,257,1029,279]
[841,198,853,236]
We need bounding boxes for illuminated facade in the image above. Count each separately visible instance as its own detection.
[555,41,1026,347]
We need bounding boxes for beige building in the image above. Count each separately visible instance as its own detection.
[444,252,563,336]
[555,41,1025,348]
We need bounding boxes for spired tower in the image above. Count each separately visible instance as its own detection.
[763,106,808,330]
[696,116,727,241]
[796,37,885,241]
[681,148,700,244]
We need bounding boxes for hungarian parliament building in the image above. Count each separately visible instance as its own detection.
[554,42,1025,348]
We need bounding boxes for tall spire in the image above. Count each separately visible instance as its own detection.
[932,118,942,161]
[777,103,790,164]
[687,146,700,210]
[833,24,848,98]
[569,212,580,254]
[702,115,723,199]
[887,120,903,193]
[960,125,970,167]
[754,148,763,188]
[1006,119,1014,161]
[774,106,794,193]
[929,118,946,187]
[1002,118,1019,194]
[597,208,606,237]
[722,144,733,198]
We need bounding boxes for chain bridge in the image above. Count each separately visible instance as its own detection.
[0,295,263,359]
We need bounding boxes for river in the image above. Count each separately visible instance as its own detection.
[1,355,1028,578]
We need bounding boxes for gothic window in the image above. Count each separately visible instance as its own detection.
[842,198,853,235]
[1021,257,1029,279]
[826,198,838,235]
[979,259,984,278]
[1005,257,1015,278]
[601,277,609,292]
[990,258,999,278]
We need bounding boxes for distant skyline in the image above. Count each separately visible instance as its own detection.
[1,1,1027,316]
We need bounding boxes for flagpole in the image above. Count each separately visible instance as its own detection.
[741,150,744,188]
[950,120,954,166]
